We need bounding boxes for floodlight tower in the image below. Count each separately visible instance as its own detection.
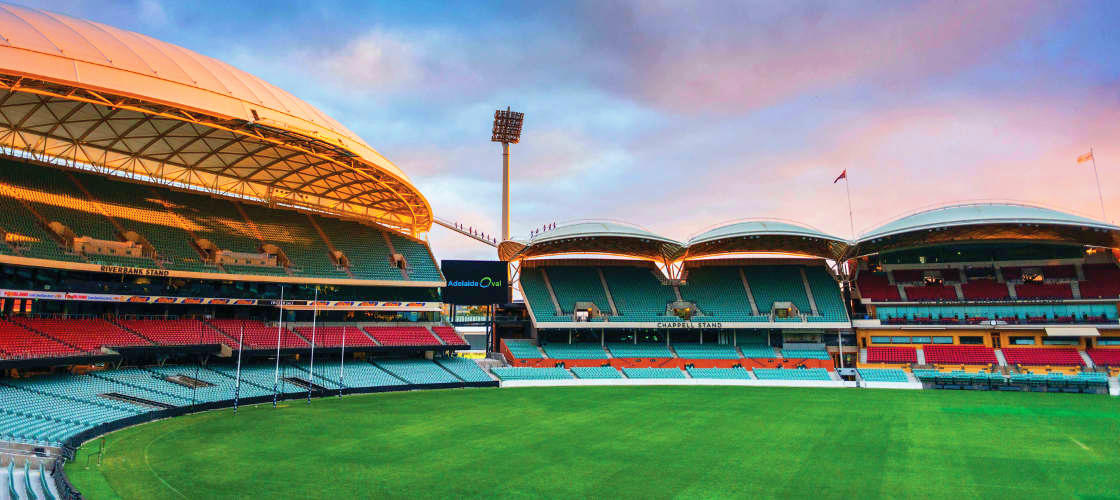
[491,107,524,242]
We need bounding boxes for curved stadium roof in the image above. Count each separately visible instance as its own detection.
[848,202,1120,257]
[498,220,684,261]
[685,219,848,260]
[0,3,430,234]
[500,204,1120,263]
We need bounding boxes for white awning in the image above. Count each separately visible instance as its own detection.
[1044,327,1100,337]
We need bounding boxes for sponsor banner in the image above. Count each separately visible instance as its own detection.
[279,301,441,311]
[0,289,442,311]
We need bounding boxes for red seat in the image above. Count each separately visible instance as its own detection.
[291,326,378,347]
[1000,267,1022,281]
[903,285,957,301]
[1078,280,1120,299]
[0,320,81,359]
[208,319,307,349]
[431,326,467,345]
[855,273,900,300]
[1015,283,1073,299]
[891,269,923,283]
[1041,265,1077,279]
[866,346,916,363]
[14,318,151,351]
[1001,347,1083,366]
[363,326,441,346]
[961,279,1009,300]
[923,345,997,365]
[1087,349,1120,366]
[119,319,232,346]
[856,273,900,301]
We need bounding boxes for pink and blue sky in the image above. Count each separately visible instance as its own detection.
[27,0,1120,260]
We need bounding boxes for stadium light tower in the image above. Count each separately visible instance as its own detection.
[491,107,524,242]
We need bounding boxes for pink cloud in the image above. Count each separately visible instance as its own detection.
[603,1,1065,113]
[665,91,1120,241]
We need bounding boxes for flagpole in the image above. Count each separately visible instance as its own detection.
[338,325,346,399]
[307,288,318,404]
[844,175,855,239]
[233,323,244,414]
[1090,147,1107,221]
[272,285,285,408]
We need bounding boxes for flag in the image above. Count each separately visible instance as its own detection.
[833,170,847,183]
[1077,152,1094,164]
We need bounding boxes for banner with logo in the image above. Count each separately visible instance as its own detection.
[0,289,441,311]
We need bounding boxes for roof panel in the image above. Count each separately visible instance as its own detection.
[688,219,844,245]
[849,203,1120,258]
[861,203,1114,240]
[0,3,431,233]
[500,220,684,261]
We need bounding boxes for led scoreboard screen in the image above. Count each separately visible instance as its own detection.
[441,260,509,305]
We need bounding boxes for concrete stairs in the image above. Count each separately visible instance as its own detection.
[1079,350,1095,369]
[994,349,1008,367]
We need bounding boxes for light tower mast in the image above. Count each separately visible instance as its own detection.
[491,107,524,241]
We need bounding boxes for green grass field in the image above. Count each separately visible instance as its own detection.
[66,386,1120,499]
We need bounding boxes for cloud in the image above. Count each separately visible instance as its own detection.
[137,0,168,27]
[316,28,478,93]
[571,1,1067,114]
[638,89,1120,242]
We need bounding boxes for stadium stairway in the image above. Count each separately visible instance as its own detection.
[1,456,58,500]
[1079,351,1095,368]
[994,349,1009,367]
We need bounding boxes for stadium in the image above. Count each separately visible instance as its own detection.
[0,4,1117,500]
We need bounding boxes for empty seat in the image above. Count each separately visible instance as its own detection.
[856,273,900,301]
[207,320,306,349]
[606,343,672,358]
[866,346,917,363]
[620,367,685,379]
[373,359,460,384]
[291,326,378,347]
[570,366,623,379]
[1014,283,1073,299]
[541,343,607,359]
[120,319,231,346]
[1001,347,1084,366]
[961,279,1010,300]
[752,368,830,381]
[363,326,440,346]
[1087,349,1120,367]
[903,285,957,301]
[923,345,997,365]
[435,357,492,382]
[430,326,468,345]
[503,339,543,359]
[687,367,752,379]
[672,343,741,359]
[490,367,572,380]
[739,345,778,359]
[858,368,909,382]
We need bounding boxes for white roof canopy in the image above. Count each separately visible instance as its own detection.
[1044,327,1099,337]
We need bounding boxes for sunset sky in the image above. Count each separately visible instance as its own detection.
[26,0,1120,260]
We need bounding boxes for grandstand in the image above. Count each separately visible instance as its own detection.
[850,203,1120,388]
[0,357,493,447]
[0,6,491,496]
[0,159,444,284]
[0,3,1119,497]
